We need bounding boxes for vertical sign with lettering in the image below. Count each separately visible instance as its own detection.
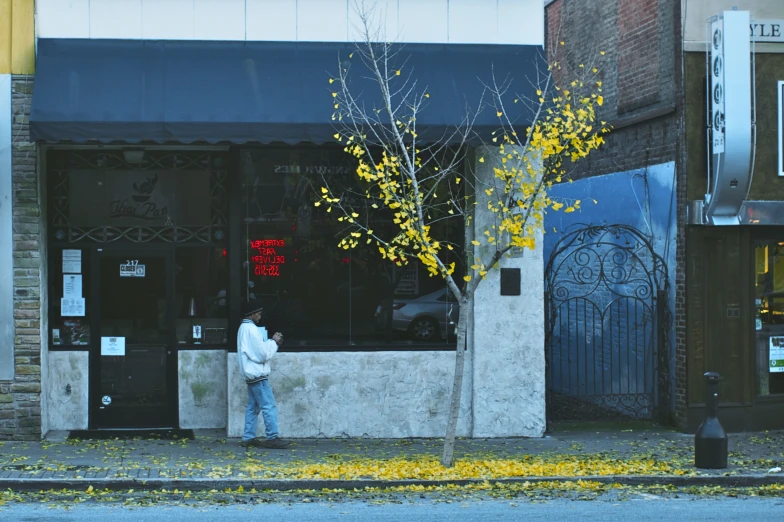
[779,81,784,177]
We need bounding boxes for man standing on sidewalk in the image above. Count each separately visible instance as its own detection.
[238,300,291,449]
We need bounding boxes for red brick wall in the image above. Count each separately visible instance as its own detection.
[545,0,677,180]
[617,0,661,113]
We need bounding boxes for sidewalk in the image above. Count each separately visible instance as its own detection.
[0,426,783,491]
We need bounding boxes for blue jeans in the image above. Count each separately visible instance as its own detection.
[242,379,279,441]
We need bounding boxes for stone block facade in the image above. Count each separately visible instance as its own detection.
[0,76,42,440]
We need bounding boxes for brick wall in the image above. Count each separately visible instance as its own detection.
[546,0,684,426]
[617,0,660,113]
[0,76,42,440]
[545,0,678,180]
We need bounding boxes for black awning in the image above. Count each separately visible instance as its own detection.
[31,38,545,145]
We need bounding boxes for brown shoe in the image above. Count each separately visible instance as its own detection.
[263,437,292,449]
[240,438,266,448]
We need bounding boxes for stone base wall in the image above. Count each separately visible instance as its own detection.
[227,351,473,438]
[0,76,42,440]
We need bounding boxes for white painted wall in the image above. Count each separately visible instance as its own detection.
[0,75,12,382]
[36,0,544,45]
[470,147,546,437]
[45,351,89,431]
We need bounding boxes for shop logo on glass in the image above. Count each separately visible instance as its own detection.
[109,173,169,221]
[132,173,158,203]
[120,259,146,278]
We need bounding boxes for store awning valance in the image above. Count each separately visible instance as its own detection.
[30,38,546,145]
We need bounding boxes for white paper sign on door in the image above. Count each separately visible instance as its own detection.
[63,274,82,298]
[62,249,82,274]
[61,297,86,317]
[101,337,126,356]
[771,337,784,373]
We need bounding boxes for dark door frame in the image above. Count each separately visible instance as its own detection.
[88,244,178,429]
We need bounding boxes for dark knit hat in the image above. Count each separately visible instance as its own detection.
[242,299,264,317]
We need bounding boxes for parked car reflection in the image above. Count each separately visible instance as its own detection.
[376,288,458,342]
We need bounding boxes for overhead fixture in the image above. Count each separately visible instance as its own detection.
[122,147,145,164]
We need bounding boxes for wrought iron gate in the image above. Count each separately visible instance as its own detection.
[545,225,670,424]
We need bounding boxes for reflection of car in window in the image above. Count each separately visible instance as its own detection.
[375,289,458,342]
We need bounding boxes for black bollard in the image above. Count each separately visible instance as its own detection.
[694,372,728,469]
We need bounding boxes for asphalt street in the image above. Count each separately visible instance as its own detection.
[2,497,784,521]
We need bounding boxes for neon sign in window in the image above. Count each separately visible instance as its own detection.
[250,239,285,277]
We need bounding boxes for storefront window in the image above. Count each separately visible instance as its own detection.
[174,247,229,346]
[754,240,784,395]
[240,147,463,348]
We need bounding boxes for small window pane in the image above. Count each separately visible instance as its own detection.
[175,247,229,345]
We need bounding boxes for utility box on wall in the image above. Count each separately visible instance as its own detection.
[500,268,521,296]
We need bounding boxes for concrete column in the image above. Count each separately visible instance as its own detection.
[470,145,545,437]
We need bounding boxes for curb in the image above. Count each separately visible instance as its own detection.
[1,474,783,492]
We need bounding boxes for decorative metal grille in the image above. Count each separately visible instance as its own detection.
[48,150,228,244]
[544,225,671,425]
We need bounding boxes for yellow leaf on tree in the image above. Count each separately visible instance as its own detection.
[396,70,401,76]
[478,157,485,163]
[597,96,604,106]
[463,275,472,282]
[471,240,480,246]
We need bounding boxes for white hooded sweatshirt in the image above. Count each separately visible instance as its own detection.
[237,319,280,383]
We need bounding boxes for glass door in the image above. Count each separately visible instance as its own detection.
[90,248,175,428]
[754,239,784,397]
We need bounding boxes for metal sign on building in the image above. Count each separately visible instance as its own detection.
[703,10,755,226]
[779,81,784,178]
[751,20,784,43]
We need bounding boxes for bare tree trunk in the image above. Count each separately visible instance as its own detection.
[441,299,470,467]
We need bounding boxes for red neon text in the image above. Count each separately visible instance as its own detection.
[250,239,286,277]
[254,265,281,277]
[251,239,285,249]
